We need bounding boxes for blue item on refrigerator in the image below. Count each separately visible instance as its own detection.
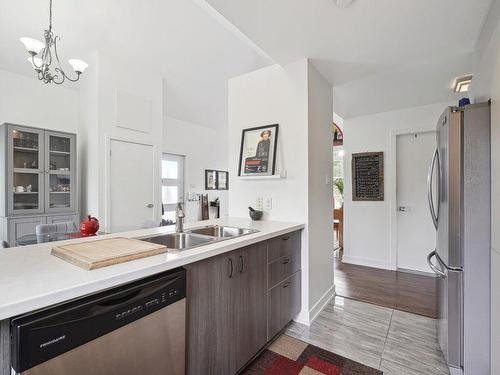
[458,97,470,107]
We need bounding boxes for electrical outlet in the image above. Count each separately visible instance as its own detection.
[264,197,273,210]
[256,197,263,211]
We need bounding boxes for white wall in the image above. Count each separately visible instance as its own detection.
[307,63,335,312]
[342,101,453,270]
[469,2,500,372]
[228,59,334,323]
[228,61,309,221]
[0,69,79,133]
[163,116,228,221]
[79,52,163,230]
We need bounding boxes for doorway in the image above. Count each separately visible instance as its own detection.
[109,139,156,232]
[396,131,436,273]
[332,122,344,255]
[161,153,185,225]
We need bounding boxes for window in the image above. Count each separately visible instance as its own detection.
[333,147,344,209]
[161,153,185,224]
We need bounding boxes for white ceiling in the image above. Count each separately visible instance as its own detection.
[0,0,272,130]
[203,0,494,118]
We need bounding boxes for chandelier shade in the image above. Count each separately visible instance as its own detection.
[20,37,45,55]
[68,59,88,74]
[20,0,87,85]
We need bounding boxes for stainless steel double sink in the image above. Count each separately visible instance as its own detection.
[139,225,259,252]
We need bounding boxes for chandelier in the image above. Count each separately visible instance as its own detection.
[20,0,88,84]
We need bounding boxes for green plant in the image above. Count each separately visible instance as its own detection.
[333,178,344,196]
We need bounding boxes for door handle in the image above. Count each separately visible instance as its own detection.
[146,203,154,208]
[239,255,244,273]
[427,250,446,278]
[398,206,409,212]
[228,258,234,278]
[427,148,440,229]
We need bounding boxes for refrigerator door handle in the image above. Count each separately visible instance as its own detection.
[427,147,440,229]
[427,249,446,278]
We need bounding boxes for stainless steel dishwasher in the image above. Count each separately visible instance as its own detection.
[11,268,186,375]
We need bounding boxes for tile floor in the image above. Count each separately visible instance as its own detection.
[284,296,450,374]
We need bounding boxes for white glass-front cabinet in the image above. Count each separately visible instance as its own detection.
[44,131,77,213]
[1,124,77,216]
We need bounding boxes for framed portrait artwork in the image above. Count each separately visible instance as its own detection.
[217,171,229,190]
[205,170,217,190]
[238,124,279,176]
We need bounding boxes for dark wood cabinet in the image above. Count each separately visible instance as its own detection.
[186,241,268,375]
[186,252,237,375]
[234,242,268,371]
[186,230,302,374]
[267,230,302,340]
[268,271,301,339]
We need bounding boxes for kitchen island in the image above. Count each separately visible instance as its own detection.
[0,217,304,375]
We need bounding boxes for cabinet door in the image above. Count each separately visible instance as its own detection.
[268,271,301,340]
[7,125,45,215]
[44,131,77,213]
[186,252,237,375]
[234,242,268,371]
[8,216,46,246]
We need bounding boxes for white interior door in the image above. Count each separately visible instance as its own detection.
[396,131,436,272]
[109,139,156,232]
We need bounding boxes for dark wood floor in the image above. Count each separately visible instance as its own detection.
[334,257,438,318]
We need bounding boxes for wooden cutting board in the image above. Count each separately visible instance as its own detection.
[51,237,167,270]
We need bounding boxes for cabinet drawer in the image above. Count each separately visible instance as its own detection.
[268,230,301,262]
[268,271,301,340]
[47,214,79,225]
[268,249,300,288]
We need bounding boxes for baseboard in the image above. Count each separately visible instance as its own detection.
[293,311,310,326]
[308,284,336,324]
[342,255,393,270]
[397,267,436,277]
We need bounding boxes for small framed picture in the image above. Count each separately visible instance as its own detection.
[238,124,279,176]
[205,170,217,190]
[217,171,229,190]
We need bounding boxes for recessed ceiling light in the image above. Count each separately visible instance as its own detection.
[453,75,472,93]
[335,0,354,8]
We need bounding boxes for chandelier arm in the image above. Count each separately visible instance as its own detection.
[53,68,67,84]
[53,36,80,82]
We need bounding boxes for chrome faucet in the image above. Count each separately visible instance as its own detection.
[175,202,185,233]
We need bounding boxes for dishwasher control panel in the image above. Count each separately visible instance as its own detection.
[115,288,182,321]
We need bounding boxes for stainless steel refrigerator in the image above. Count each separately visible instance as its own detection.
[426,102,491,375]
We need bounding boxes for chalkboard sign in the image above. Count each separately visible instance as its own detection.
[352,152,384,201]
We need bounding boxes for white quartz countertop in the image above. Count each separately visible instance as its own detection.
[0,217,304,320]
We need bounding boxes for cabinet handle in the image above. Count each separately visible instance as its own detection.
[228,258,234,278]
[282,282,291,288]
[282,236,290,241]
[239,255,244,273]
[282,258,290,265]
